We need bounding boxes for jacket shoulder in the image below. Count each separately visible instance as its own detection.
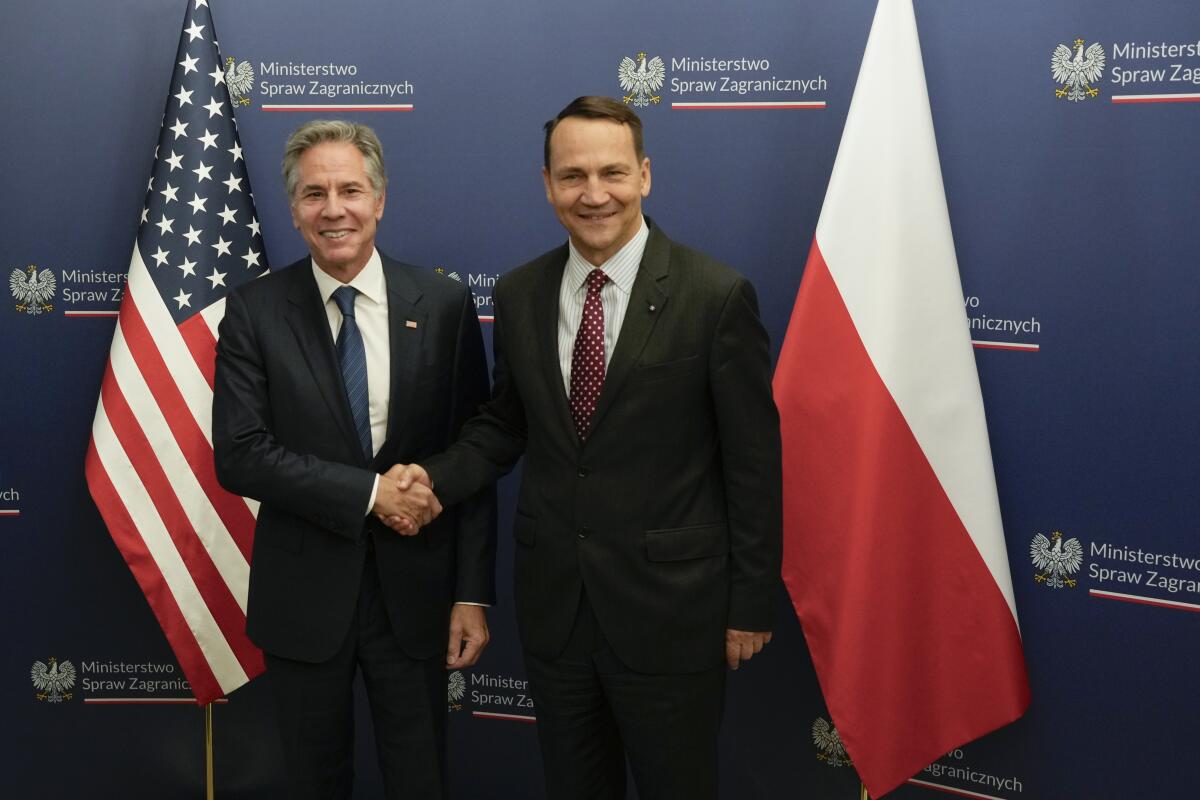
[494,243,567,298]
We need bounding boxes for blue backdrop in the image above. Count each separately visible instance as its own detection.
[3,0,1198,797]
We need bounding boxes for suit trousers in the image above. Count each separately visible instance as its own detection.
[523,590,726,800]
[264,550,448,800]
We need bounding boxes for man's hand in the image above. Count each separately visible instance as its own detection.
[373,464,442,535]
[447,604,489,668]
[394,463,433,492]
[725,628,773,670]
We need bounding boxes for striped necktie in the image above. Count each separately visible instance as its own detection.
[332,286,372,460]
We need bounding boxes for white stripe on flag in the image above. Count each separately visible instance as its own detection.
[126,246,216,447]
[91,404,249,693]
[199,297,225,340]
[108,322,250,610]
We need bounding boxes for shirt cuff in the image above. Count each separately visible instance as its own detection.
[365,474,379,516]
[454,601,491,607]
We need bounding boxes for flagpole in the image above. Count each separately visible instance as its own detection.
[205,703,215,800]
[860,782,870,800]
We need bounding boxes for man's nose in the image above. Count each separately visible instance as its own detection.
[320,192,344,217]
[580,176,609,205]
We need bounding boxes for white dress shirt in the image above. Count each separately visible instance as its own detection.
[557,217,649,394]
[311,250,390,509]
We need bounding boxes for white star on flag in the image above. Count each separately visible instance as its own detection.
[204,97,224,118]
[184,20,205,41]
[207,269,226,288]
[174,87,194,106]
[199,129,219,150]
[218,205,237,225]
[188,193,207,214]
[160,183,179,203]
[165,151,184,171]
[179,53,199,74]
[183,226,203,246]
[173,288,192,308]
[212,236,232,256]
[241,246,261,269]
[170,119,189,139]
[152,246,170,266]
[223,174,243,193]
[193,161,213,182]
[177,257,198,277]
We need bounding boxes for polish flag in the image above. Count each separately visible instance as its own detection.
[772,1,1030,796]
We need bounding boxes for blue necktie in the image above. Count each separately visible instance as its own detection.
[332,286,372,461]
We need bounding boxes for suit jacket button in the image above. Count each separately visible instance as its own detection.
[577,467,590,478]
[577,527,591,539]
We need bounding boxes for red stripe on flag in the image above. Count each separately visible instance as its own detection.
[119,299,256,560]
[179,312,218,390]
[775,243,1029,795]
[84,439,223,704]
[98,360,263,677]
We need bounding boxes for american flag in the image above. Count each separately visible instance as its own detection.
[85,0,267,705]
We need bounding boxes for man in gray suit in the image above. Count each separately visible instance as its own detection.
[393,97,781,799]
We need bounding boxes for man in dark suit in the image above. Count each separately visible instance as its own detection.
[395,97,782,799]
[212,120,495,799]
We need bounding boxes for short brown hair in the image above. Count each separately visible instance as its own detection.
[282,119,387,199]
[543,96,645,169]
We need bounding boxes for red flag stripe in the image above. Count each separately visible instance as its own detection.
[118,289,256,561]
[86,439,223,703]
[125,249,216,444]
[106,322,251,604]
[86,421,235,703]
[179,312,218,390]
[777,244,1029,793]
[98,358,262,676]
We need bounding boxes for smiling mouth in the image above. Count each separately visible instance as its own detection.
[321,231,351,239]
[578,211,617,222]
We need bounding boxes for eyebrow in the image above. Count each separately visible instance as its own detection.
[298,179,368,193]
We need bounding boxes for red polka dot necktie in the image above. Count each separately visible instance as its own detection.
[569,268,610,440]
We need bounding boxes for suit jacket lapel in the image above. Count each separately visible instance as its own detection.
[533,246,577,438]
[589,226,671,434]
[284,263,363,462]
[382,257,425,452]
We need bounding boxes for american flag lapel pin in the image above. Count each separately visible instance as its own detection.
[406,320,418,329]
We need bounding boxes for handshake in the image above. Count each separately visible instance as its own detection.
[370,464,438,535]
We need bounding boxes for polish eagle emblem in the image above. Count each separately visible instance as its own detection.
[1031,530,1083,589]
[224,56,255,106]
[812,717,852,767]
[618,51,666,107]
[10,264,56,315]
[31,657,77,703]
[1051,39,1106,102]
[447,670,465,711]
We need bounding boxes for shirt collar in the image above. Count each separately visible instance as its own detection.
[311,249,386,305]
[565,216,649,296]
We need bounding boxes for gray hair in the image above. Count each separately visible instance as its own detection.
[281,120,387,199]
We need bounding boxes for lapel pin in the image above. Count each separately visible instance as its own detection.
[405,320,418,329]
[648,304,656,312]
